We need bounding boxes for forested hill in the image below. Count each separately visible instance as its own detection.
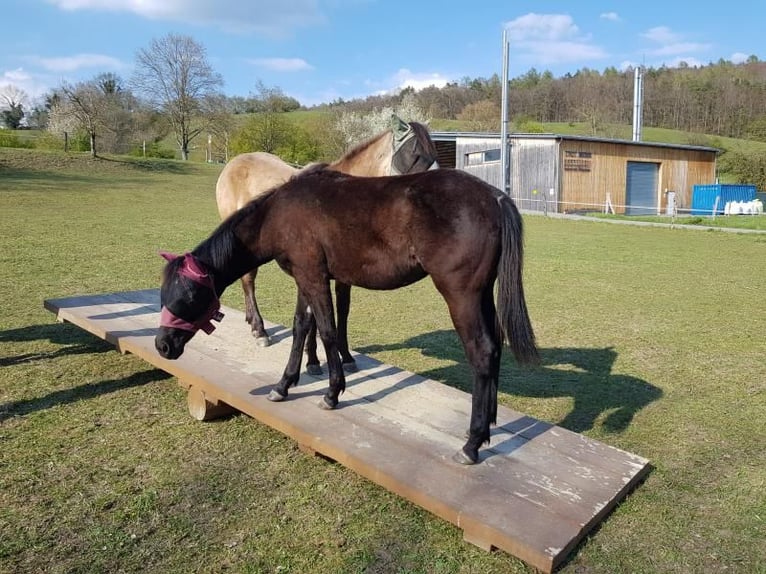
[318,58,766,142]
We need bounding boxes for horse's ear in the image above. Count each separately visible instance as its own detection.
[391,114,409,138]
[159,250,179,262]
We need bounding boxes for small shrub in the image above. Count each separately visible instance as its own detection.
[129,142,176,159]
[0,131,33,149]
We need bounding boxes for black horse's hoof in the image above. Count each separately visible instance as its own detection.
[306,364,323,376]
[452,447,478,465]
[267,389,287,402]
[342,361,358,373]
[254,335,271,348]
[318,396,337,410]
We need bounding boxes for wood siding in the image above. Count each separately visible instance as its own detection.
[510,139,558,212]
[431,133,718,215]
[456,137,504,188]
[556,140,717,214]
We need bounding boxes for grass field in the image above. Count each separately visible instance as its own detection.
[1,148,765,573]
[584,212,766,231]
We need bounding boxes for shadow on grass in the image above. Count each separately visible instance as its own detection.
[0,167,161,191]
[357,329,663,435]
[1,322,173,421]
[0,156,190,189]
[0,323,113,366]
[95,155,191,173]
[0,368,171,423]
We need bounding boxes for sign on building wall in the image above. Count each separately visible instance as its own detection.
[564,151,592,171]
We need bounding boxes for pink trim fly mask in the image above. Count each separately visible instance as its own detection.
[159,251,224,335]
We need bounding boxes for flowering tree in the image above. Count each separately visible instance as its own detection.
[0,85,28,129]
[333,92,430,150]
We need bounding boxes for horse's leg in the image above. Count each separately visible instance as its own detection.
[267,292,312,401]
[240,270,270,347]
[335,282,357,372]
[303,282,355,375]
[440,286,501,465]
[305,283,345,410]
[304,318,322,376]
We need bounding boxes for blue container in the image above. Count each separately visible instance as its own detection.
[691,184,757,215]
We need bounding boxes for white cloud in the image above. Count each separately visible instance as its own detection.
[505,13,581,42]
[640,26,710,59]
[392,69,450,91]
[600,12,620,22]
[641,26,680,44]
[1,68,51,101]
[504,13,608,66]
[649,43,710,57]
[730,52,750,64]
[32,53,124,73]
[619,60,638,72]
[2,68,32,84]
[663,57,704,68]
[2,54,125,101]
[247,58,314,72]
[46,0,325,36]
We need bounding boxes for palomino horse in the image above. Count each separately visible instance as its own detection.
[215,116,438,376]
[156,166,538,464]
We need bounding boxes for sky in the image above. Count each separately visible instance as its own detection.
[2,0,763,108]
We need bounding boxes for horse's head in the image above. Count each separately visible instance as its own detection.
[155,251,224,360]
[390,116,439,175]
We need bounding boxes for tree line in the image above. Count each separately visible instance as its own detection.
[1,34,764,169]
[320,56,766,142]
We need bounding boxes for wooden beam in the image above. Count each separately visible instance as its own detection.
[44,290,651,573]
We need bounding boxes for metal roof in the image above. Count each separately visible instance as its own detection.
[429,131,720,154]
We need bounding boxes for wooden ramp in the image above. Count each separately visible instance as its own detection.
[44,289,650,573]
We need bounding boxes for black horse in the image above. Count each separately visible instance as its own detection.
[156,167,539,464]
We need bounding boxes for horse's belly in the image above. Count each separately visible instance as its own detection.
[333,260,426,291]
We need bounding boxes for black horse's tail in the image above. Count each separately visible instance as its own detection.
[496,196,540,365]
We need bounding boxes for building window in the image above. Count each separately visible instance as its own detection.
[563,150,592,171]
[465,148,501,166]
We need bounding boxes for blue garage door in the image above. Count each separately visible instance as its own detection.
[626,162,659,215]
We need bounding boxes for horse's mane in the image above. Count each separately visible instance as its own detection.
[193,188,279,271]
[332,129,390,166]
[295,162,330,177]
[333,121,436,167]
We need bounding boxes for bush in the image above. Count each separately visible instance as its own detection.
[513,115,545,133]
[718,150,766,190]
[128,142,176,159]
[0,131,33,149]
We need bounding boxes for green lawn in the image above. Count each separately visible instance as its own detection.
[1,148,764,573]
[584,212,766,231]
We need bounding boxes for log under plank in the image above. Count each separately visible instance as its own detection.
[43,289,650,572]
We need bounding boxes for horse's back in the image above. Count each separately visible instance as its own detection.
[269,168,505,289]
[216,152,298,220]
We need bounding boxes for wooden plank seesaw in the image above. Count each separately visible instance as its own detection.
[43,289,651,573]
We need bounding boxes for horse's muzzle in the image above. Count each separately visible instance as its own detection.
[155,329,187,360]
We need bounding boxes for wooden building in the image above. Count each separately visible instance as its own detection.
[430,132,719,215]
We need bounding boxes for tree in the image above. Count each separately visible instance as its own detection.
[333,92,430,151]
[249,80,301,113]
[59,81,107,157]
[0,85,29,129]
[57,75,133,157]
[132,34,223,160]
[457,99,500,132]
[231,112,295,155]
[204,93,236,162]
